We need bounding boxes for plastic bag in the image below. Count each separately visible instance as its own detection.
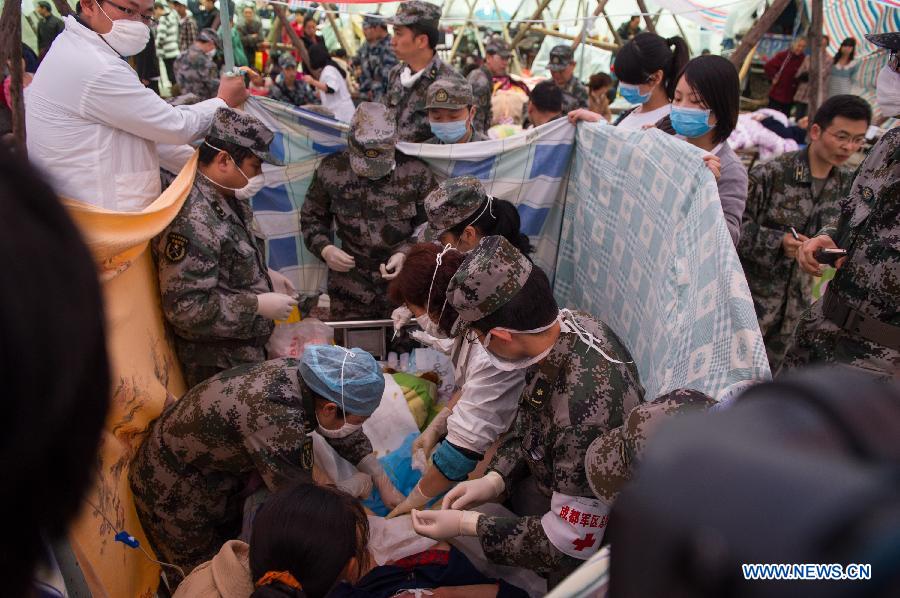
[363,433,442,516]
[266,317,333,359]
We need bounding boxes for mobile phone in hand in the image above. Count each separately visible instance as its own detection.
[814,248,847,266]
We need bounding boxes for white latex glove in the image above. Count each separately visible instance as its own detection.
[412,408,450,465]
[411,509,481,540]
[235,174,266,200]
[268,269,296,296]
[335,471,373,499]
[358,454,404,509]
[409,330,454,355]
[379,252,406,280]
[441,471,505,511]
[385,483,432,519]
[321,245,356,272]
[391,305,414,333]
[256,292,299,320]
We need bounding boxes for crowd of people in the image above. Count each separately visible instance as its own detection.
[5,0,900,596]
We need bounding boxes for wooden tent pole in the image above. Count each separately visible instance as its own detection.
[603,9,622,46]
[730,0,792,68]
[491,0,523,73]
[325,4,351,56]
[635,0,656,34]
[530,27,618,52]
[509,0,555,50]
[808,0,824,118]
[572,0,611,51]
[0,0,26,151]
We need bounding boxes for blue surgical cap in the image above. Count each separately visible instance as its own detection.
[298,345,385,416]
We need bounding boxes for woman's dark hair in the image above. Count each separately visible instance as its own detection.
[447,198,532,255]
[388,243,464,335]
[250,482,369,598]
[471,265,558,333]
[198,137,256,166]
[678,55,740,144]
[833,37,856,64]
[0,144,110,597]
[589,72,613,91]
[309,44,346,79]
[613,32,690,99]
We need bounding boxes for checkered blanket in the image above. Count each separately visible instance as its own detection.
[555,123,771,400]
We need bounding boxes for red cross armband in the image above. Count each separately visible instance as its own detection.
[540,492,610,559]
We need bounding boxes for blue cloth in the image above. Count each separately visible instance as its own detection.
[298,345,384,416]
[363,433,442,515]
[432,440,478,482]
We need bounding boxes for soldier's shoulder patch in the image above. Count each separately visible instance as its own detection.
[212,201,227,219]
[301,437,314,470]
[165,233,189,263]
[528,376,553,408]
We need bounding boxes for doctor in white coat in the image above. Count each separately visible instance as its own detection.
[26,0,248,211]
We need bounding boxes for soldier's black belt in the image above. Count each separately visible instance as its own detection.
[822,290,900,351]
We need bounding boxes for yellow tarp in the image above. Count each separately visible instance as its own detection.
[62,154,198,597]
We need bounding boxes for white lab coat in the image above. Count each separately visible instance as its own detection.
[444,337,525,454]
[26,16,225,211]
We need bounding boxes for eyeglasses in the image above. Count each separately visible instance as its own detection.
[890,51,899,74]
[100,0,157,25]
[825,129,866,147]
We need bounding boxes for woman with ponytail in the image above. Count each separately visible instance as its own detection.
[568,32,689,130]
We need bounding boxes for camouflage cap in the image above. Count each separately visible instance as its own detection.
[446,235,533,336]
[865,32,900,51]
[548,44,575,71]
[485,39,512,58]
[425,78,475,110]
[197,28,219,44]
[207,107,284,166]
[585,388,715,503]
[348,102,397,179]
[278,52,298,69]
[362,12,387,28]
[425,176,486,238]
[386,0,441,30]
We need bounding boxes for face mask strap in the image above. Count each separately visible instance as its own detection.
[337,346,355,420]
[558,308,632,364]
[201,141,251,190]
[426,244,455,328]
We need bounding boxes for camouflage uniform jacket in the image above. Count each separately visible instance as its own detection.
[269,74,318,107]
[478,311,644,575]
[173,44,219,100]
[559,76,589,114]
[357,35,399,102]
[130,358,373,571]
[467,65,494,133]
[301,151,435,261]
[783,127,900,376]
[383,53,466,142]
[155,173,274,379]
[423,128,489,144]
[737,148,852,370]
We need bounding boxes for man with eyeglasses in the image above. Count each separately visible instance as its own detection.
[738,94,872,371]
[25,0,248,212]
[785,32,900,379]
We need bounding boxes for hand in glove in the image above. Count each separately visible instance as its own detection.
[358,454,404,509]
[379,252,406,280]
[256,292,299,320]
[391,305,414,333]
[321,245,356,272]
[409,330,454,355]
[411,408,451,468]
[268,269,296,296]
[411,509,481,540]
[385,483,432,519]
[335,471,373,499]
[441,471,505,511]
[235,174,267,200]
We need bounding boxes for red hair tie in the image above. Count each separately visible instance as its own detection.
[256,570,303,590]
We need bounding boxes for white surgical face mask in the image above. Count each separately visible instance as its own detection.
[480,314,560,371]
[316,416,362,438]
[95,1,151,57]
[199,141,252,192]
[205,48,217,58]
[416,313,448,339]
[876,64,900,118]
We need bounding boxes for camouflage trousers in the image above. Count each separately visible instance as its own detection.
[327,256,394,321]
[779,298,900,380]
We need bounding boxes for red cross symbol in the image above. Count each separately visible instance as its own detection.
[572,533,596,552]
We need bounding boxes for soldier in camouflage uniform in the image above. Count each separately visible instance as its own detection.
[547,45,589,114]
[584,388,714,508]
[356,13,399,102]
[467,40,508,133]
[382,1,466,142]
[411,236,644,587]
[782,34,900,379]
[738,95,872,371]
[173,28,220,100]
[130,345,402,575]
[424,79,489,144]
[269,53,318,107]
[155,108,297,388]
[301,102,436,319]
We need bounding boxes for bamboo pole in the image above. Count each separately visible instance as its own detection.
[325,3,351,56]
[808,0,824,118]
[271,3,311,71]
[491,0,523,73]
[509,0,555,50]
[730,0,792,69]
[635,0,655,34]
[603,10,622,46]
[572,0,611,51]
[530,26,618,52]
